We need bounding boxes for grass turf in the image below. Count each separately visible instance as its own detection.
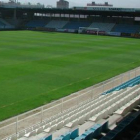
[0,31,140,121]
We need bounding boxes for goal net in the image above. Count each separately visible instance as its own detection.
[78,27,99,35]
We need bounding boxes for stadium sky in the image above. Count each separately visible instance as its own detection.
[3,0,140,8]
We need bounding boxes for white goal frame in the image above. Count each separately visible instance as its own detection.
[78,27,99,35]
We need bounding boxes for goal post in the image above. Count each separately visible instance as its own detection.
[78,27,99,35]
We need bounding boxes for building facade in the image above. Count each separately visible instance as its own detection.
[87,1,113,7]
[57,0,69,8]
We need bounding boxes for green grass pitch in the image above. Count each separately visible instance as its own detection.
[0,31,140,121]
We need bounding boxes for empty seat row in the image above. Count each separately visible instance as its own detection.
[89,86,140,122]
[45,20,68,29]
[114,93,140,115]
[102,76,140,95]
[5,127,38,140]
[49,86,140,128]
[41,135,52,140]
[55,128,79,140]
[133,131,140,140]
[63,21,91,30]
[0,21,5,28]
[26,20,49,28]
[75,122,109,140]
[100,110,140,140]
[112,24,140,33]
[24,19,140,33]
[89,22,115,32]
[0,18,14,29]
[7,80,139,140]
[15,85,139,139]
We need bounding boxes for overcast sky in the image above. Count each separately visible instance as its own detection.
[2,0,140,8]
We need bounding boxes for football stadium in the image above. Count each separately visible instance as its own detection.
[0,0,140,140]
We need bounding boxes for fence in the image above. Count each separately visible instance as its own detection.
[0,66,140,139]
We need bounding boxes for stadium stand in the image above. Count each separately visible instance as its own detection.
[55,128,79,140]
[11,18,140,34]
[45,20,68,29]
[89,22,115,32]
[23,19,140,34]
[11,79,140,140]
[6,19,22,27]
[99,110,140,140]
[112,24,140,33]
[134,131,140,140]
[63,21,91,30]
[26,20,48,28]
[0,20,5,28]
[0,18,14,29]
[102,76,140,95]
[74,122,108,140]
[41,135,52,140]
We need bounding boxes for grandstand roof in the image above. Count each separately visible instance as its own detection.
[0,7,140,17]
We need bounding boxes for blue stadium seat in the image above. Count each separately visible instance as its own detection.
[0,18,14,28]
[55,130,78,140]
[92,126,102,139]
[133,132,140,140]
[62,133,71,140]
[26,20,48,28]
[70,128,79,139]
[41,135,52,140]
[63,21,91,30]
[100,111,140,140]
[101,130,119,140]
[84,132,93,140]
[102,76,140,95]
[89,22,115,32]
[0,21,5,28]
[45,20,68,29]
[102,121,109,133]
[58,133,70,140]
[74,134,86,140]
[74,124,103,140]
[112,24,140,33]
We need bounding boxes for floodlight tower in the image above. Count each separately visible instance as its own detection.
[13,0,17,20]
